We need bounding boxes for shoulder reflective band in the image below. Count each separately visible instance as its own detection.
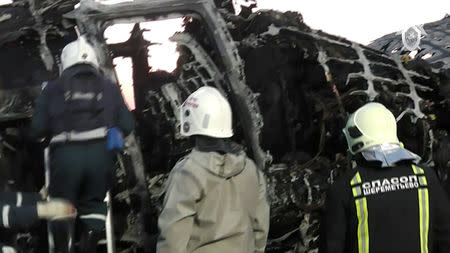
[16,192,23,207]
[2,205,10,228]
[412,164,429,253]
[351,172,369,253]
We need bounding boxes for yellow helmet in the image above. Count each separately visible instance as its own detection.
[343,102,400,154]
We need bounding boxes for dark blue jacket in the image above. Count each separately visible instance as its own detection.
[31,64,134,139]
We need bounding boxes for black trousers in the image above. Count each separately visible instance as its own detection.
[48,140,114,252]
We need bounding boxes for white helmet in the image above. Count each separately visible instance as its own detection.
[180,86,233,138]
[343,102,400,154]
[60,36,99,72]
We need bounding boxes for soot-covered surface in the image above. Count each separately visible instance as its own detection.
[0,1,449,252]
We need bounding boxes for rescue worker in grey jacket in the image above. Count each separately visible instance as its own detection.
[156,86,270,253]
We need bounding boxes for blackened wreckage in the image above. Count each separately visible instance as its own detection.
[0,0,449,252]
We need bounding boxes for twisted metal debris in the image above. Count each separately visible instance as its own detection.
[0,1,449,252]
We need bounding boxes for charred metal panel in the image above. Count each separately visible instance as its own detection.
[66,0,269,170]
[369,15,450,71]
[0,1,449,253]
[0,0,77,121]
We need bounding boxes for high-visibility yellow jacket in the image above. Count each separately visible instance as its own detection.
[319,162,450,253]
[157,149,270,253]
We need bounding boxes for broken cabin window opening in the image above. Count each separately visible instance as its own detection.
[0,1,448,252]
[232,0,257,15]
[141,18,185,73]
[113,57,135,110]
[147,43,180,73]
[104,18,185,73]
[99,9,252,176]
[104,23,134,44]
[103,13,231,99]
[0,0,12,6]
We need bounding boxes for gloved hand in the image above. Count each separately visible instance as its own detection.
[1,246,17,253]
[106,127,124,152]
[37,199,76,220]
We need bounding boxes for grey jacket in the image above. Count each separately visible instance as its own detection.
[157,149,270,253]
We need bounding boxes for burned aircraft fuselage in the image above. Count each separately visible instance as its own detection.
[0,0,449,252]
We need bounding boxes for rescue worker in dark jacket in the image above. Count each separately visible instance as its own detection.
[31,36,134,253]
[0,191,74,228]
[0,191,74,253]
[157,86,270,253]
[319,102,450,253]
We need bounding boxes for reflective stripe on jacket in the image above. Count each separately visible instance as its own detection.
[319,163,450,253]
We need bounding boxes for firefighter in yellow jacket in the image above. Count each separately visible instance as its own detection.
[156,86,270,253]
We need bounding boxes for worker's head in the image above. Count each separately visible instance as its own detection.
[343,102,400,154]
[60,35,99,73]
[180,86,233,138]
